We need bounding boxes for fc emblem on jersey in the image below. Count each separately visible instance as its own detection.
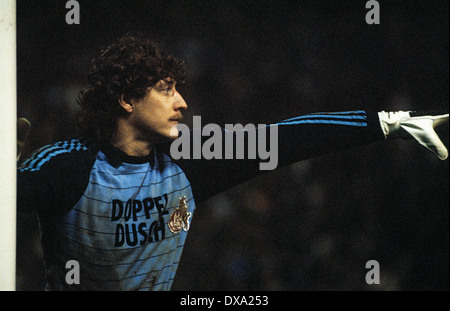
[168,196,191,234]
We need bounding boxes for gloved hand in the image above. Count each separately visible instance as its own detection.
[17,117,31,162]
[378,111,449,160]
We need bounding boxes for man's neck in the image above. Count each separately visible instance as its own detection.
[110,121,153,157]
[111,139,153,157]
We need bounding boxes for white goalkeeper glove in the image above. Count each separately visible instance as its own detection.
[378,111,449,160]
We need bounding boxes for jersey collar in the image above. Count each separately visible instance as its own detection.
[99,142,156,166]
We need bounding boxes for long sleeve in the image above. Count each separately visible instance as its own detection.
[170,110,385,203]
[17,138,96,216]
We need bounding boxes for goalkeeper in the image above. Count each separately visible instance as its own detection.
[16,34,448,291]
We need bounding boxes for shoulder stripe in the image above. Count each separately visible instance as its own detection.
[19,138,88,172]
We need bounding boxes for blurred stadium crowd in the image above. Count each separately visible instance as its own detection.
[16,0,448,290]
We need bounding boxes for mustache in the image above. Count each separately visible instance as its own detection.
[169,114,184,121]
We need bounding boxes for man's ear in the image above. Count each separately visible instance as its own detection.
[119,95,134,114]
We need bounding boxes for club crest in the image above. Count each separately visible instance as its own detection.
[168,196,191,234]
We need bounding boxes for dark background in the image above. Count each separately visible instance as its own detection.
[16,0,448,290]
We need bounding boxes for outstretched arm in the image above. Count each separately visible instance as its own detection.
[171,110,382,203]
[171,110,448,204]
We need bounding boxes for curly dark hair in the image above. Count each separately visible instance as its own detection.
[76,33,185,144]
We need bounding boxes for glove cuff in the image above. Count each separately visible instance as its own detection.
[378,111,411,139]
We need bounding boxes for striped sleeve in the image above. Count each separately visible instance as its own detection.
[277,110,368,127]
[173,110,384,203]
[276,110,383,165]
[17,139,95,215]
[19,139,89,172]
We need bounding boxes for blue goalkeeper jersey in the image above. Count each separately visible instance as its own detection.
[18,140,195,290]
[17,111,384,290]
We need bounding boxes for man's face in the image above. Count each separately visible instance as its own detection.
[130,78,187,142]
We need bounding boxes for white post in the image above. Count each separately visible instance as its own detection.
[0,0,17,291]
